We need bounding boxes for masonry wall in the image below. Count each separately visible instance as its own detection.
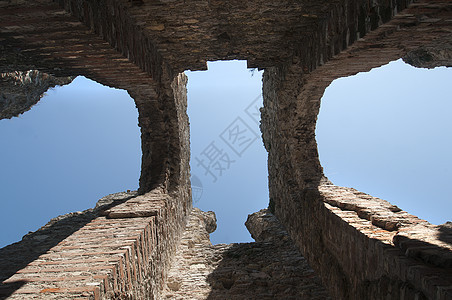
[0,71,73,119]
[1,0,451,299]
[0,72,191,298]
[261,1,452,299]
[0,1,192,298]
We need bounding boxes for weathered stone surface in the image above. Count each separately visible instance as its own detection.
[245,208,291,244]
[260,2,452,298]
[403,35,452,69]
[0,189,188,299]
[0,0,191,196]
[1,1,194,298]
[101,189,168,218]
[1,0,451,299]
[94,190,139,210]
[0,70,73,119]
[162,208,331,299]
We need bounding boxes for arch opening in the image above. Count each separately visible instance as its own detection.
[185,60,268,244]
[0,75,141,248]
[316,59,452,225]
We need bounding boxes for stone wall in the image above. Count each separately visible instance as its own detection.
[1,0,451,299]
[133,73,191,195]
[0,1,191,298]
[0,0,191,195]
[161,207,331,299]
[260,1,452,299]
[0,189,188,299]
[319,184,452,299]
[0,70,73,120]
[53,0,413,73]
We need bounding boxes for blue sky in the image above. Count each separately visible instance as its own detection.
[186,61,268,244]
[0,77,141,247]
[316,59,452,225]
[0,59,450,248]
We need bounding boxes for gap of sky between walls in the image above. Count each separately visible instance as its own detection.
[316,59,452,225]
[0,76,141,248]
[186,60,269,245]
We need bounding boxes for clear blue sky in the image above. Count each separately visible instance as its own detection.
[0,59,450,248]
[186,61,268,244]
[316,59,452,225]
[0,77,141,247]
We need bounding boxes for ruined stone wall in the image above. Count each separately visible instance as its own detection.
[0,68,191,297]
[0,71,73,120]
[261,1,452,299]
[53,0,170,82]
[0,69,191,298]
[162,207,331,299]
[1,0,451,299]
[0,187,189,299]
[132,73,191,196]
[0,1,191,298]
[0,0,191,194]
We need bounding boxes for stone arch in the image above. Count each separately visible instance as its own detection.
[260,3,452,298]
[1,0,451,298]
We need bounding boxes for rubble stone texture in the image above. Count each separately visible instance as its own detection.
[0,70,73,119]
[162,208,330,300]
[1,0,451,299]
[0,189,190,299]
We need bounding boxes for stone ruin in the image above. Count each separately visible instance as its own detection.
[0,0,451,299]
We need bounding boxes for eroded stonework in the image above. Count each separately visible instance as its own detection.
[0,70,73,119]
[1,0,451,299]
[162,208,330,299]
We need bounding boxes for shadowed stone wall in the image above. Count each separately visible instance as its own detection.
[161,208,331,299]
[260,1,452,298]
[0,1,191,298]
